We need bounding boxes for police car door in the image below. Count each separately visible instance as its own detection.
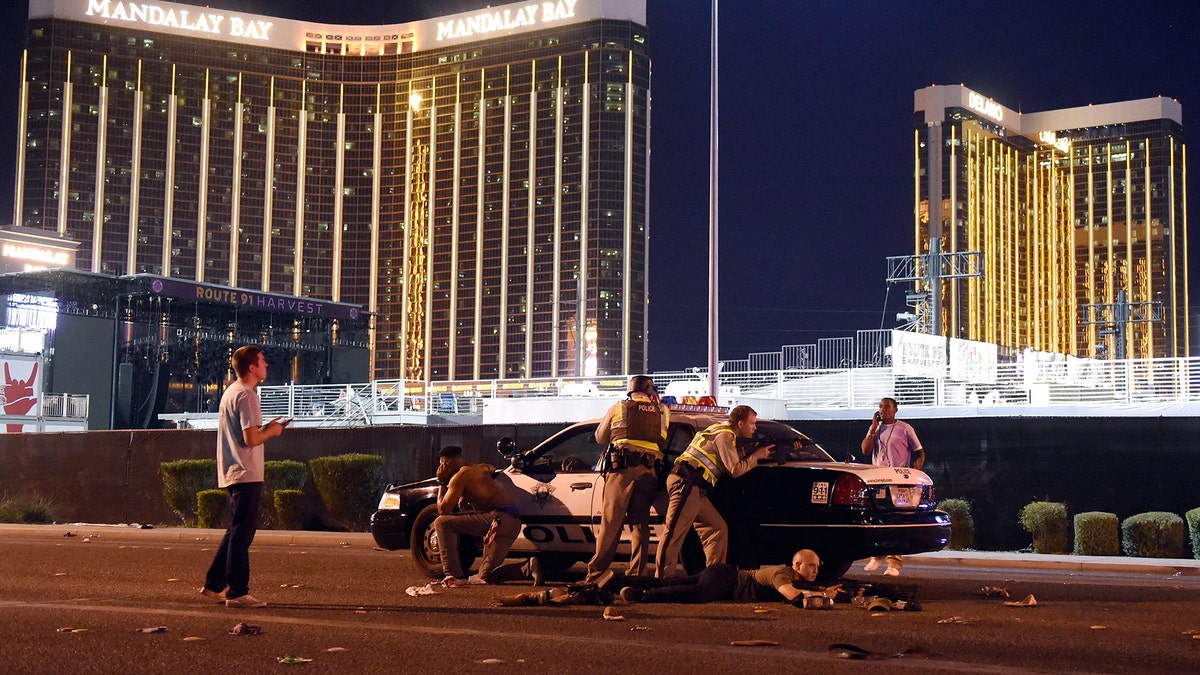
[499,423,606,557]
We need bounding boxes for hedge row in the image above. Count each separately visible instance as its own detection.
[160,454,384,531]
[938,497,1198,558]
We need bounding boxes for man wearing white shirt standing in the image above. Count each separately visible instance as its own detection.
[859,397,924,576]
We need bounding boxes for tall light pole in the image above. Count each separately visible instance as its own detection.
[707,0,720,398]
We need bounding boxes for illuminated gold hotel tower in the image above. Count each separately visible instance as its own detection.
[914,85,1188,359]
[15,0,650,380]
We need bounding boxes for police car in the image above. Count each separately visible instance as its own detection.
[370,408,950,581]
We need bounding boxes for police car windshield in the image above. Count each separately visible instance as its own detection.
[748,422,835,463]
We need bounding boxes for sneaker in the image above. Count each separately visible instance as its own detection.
[883,566,900,577]
[593,569,615,591]
[225,593,267,608]
[862,557,881,573]
[442,576,469,588]
[528,557,544,586]
[199,587,226,601]
[619,586,644,603]
[466,575,488,585]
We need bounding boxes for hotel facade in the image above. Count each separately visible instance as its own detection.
[16,0,651,381]
[913,84,1188,359]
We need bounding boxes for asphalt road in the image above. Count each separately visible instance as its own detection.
[2,525,1199,674]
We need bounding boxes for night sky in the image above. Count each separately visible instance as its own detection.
[1,1,1197,372]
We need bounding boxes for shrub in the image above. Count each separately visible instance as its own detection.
[1019,501,1069,554]
[1121,511,1186,558]
[309,453,385,531]
[1073,511,1119,556]
[1187,508,1200,560]
[195,489,228,529]
[0,492,60,524]
[274,490,305,531]
[161,459,217,526]
[262,460,308,529]
[936,498,974,550]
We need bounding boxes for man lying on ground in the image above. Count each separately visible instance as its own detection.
[619,549,837,605]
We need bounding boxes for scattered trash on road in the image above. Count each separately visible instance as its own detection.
[980,586,1010,598]
[405,582,438,597]
[1003,594,1037,608]
[229,623,262,636]
[936,616,976,625]
[602,607,625,621]
[277,656,312,665]
[477,658,505,664]
[829,643,932,660]
[135,626,167,633]
[730,639,778,647]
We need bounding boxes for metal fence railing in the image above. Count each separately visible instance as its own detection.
[252,355,1200,424]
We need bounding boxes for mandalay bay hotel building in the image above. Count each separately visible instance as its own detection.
[15,0,650,381]
[914,85,1188,359]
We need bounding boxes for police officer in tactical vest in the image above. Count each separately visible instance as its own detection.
[655,404,773,578]
[586,375,669,582]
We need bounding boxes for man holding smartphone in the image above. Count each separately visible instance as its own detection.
[199,345,289,608]
[859,397,924,576]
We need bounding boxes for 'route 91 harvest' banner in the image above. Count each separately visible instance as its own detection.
[137,276,363,321]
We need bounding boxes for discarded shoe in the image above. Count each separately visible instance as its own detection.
[620,587,644,602]
[442,576,469,588]
[466,575,488,585]
[225,593,267,608]
[867,597,892,613]
[528,557,544,586]
[199,587,226,601]
[883,566,900,577]
[862,557,881,573]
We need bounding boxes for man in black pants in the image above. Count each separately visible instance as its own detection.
[199,345,289,609]
[620,549,829,604]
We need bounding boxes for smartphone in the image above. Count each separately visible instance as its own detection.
[873,412,881,422]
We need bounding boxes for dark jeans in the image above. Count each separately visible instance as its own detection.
[641,562,738,603]
[204,482,263,598]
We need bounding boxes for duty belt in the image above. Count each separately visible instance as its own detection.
[671,460,715,492]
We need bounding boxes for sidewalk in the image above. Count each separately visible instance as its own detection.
[3,523,1199,576]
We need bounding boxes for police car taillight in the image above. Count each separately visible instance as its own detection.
[830,474,868,507]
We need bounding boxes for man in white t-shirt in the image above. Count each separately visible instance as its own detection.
[859,396,924,576]
[199,345,289,608]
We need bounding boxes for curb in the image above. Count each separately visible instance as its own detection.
[3,524,1198,576]
[907,549,1200,577]
[0,523,376,548]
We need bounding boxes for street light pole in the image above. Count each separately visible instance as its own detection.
[707,0,719,399]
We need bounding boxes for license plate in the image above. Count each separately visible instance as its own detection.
[891,486,921,508]
[811,482,829,504]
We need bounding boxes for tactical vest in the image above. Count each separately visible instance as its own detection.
[609,398,665,456]
[678,422,732,485]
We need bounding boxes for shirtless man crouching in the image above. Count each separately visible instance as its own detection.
[433,445,541,586]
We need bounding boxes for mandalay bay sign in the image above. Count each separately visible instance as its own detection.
[83,0,274,40]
